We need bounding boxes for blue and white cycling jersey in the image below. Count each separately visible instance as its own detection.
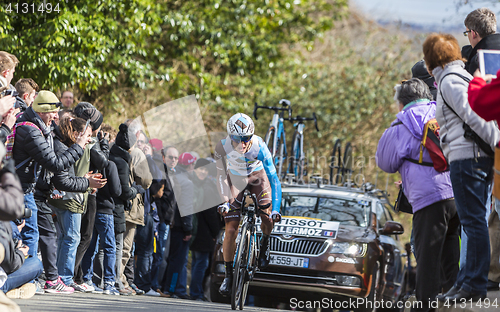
[215,135,282,212]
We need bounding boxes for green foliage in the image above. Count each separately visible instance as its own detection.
[0,0,348,94]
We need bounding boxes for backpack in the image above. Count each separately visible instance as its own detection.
[392,118,448,172]
[5,121,42,169]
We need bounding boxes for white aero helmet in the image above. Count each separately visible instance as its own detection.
[227,113,254,143]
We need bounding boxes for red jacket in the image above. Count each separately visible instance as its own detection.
[468,69,500,125]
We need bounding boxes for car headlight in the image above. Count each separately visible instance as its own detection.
[330,242,367,257]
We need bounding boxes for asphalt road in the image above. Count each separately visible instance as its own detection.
[13,293,279,312]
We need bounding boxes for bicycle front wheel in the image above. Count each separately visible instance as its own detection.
[231,223,250,310]
[342,142,353,184]
[264,126,277,158]
[290,130,304,183]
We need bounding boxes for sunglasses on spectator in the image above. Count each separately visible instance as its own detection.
[167,155,179,160]
[230,134,253,143]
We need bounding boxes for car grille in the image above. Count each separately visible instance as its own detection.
[268,237,328,256]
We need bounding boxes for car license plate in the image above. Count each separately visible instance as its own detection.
[269,255,309,268]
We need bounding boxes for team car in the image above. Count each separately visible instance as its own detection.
[210,182,407,311]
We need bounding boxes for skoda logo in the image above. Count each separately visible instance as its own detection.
[282,234,294,240]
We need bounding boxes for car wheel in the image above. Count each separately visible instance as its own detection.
[209,281,230,303]
[356,261,380,312]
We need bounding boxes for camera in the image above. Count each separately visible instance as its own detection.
[0,89,20,109]
[3,90,18,98]
[13,208,33,226]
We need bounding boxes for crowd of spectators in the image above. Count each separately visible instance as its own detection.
[0,48,222,311]
[377,7,500,312]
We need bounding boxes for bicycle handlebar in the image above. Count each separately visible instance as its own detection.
[253,99,292,120]
[287,112,320,131]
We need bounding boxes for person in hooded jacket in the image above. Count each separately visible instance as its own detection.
[376,78,459,312]
[189,158,222,301]
[72,102,110,291]
[81,152,122,295]
[109,123,140,295]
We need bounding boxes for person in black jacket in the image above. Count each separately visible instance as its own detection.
[81,158,122,294]
[189,158,222,301]
[109,123,139,295]
[13,91,89,259]
[72,102,109,290]
[34,122,92,294]
[463,8,500,75]
[48,116,106,290]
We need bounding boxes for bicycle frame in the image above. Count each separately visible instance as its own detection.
[290,122,305,182]
[254,100,292,179]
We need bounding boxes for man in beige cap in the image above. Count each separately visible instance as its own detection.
[12,90,90,266]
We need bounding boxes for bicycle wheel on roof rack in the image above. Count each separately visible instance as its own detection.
[264,126,276,158]
[330,139,342,185]
[342,142,353,185]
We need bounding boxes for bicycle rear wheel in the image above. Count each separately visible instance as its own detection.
[342,142,353,184]
[290,131,305,183]
[330,139,342,185]
[231,223,250,310]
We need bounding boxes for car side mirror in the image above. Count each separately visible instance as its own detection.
[379,221,404,235]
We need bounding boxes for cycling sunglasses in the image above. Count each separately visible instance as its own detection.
[230,134,253,143]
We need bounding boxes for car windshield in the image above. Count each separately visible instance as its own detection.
[281,193,370,227]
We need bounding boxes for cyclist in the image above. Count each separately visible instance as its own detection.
[214,113,282,296]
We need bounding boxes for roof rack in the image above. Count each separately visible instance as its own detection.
[282,175,394,210]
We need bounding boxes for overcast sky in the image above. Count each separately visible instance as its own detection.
[350,0,499,30]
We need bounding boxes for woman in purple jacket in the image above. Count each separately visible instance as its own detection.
[376,78,459,312]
